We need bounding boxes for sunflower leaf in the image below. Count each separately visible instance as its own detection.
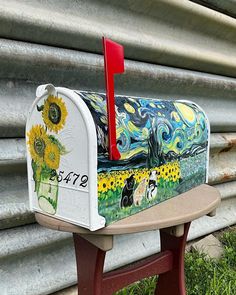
[48,135,68,155]
[32,160,46,192]
[31,160,37,180]
[41,164,53,180]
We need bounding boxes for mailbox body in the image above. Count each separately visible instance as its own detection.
[26,85,210,231]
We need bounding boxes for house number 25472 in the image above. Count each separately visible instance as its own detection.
[50,171,88,187]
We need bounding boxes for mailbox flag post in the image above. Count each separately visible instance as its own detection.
[103,37,124,161]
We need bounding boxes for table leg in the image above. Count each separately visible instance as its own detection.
[73,233,106,295]
[155,222,191,295]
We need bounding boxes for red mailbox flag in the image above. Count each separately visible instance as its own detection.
[103,37,125,161]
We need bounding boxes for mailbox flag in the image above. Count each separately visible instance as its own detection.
[103,37,125,161]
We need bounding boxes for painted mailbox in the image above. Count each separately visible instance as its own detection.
[26,39,210,231]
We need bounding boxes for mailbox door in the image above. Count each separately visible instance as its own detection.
[26,86,105,230]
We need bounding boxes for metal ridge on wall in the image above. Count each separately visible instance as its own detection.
[1,0,236,77]
[192,0,236,19]
[1,39,236,138]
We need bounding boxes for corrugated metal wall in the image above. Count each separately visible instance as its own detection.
[0,1,236,294]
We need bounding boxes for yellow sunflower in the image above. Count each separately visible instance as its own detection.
[98,178,109,193]
[173,173,177,182]
[177,170,181,179]
[160,165,167,180]
[142,170,149,180]
[135,172,145,183]
[42,95,68,133]
[44,143,60,170]
[27,125,49,164]
[117,174,126,187]
[98,173,105,183]
[97,181,103,193]
[105,178,111,191]
[109,176,115,190]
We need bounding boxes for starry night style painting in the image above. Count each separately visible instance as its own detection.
[78,91,209,225]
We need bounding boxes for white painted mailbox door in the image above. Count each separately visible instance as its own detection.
[26,86,105,230]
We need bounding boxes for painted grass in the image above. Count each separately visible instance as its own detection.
[98,154,207,225]
[115,227,236,295]
[98,182,179,225]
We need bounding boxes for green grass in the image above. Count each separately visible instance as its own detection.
[115,227,236,295]
[115,276,157,295]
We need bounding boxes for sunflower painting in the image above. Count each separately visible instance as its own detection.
[44,143,60,170]
[27,95,68,215]
[42,95,68,133]
[27,124,49,164]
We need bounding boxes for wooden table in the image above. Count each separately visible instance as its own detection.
[36,184,221,295]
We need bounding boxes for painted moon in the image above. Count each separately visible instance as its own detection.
[174,102,196,126]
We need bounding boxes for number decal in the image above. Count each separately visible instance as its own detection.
[54,170,88,188]
[63,172,73,184]
[49,170,57,181]
[80,175,88,188]
[73,173,80,185]
[57,170,64,182]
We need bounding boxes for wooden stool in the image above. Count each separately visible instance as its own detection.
[36,184,220,295]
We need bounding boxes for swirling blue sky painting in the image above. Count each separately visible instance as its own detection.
[78,91,209,225]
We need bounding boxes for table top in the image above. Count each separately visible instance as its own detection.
[35,184,221,236]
